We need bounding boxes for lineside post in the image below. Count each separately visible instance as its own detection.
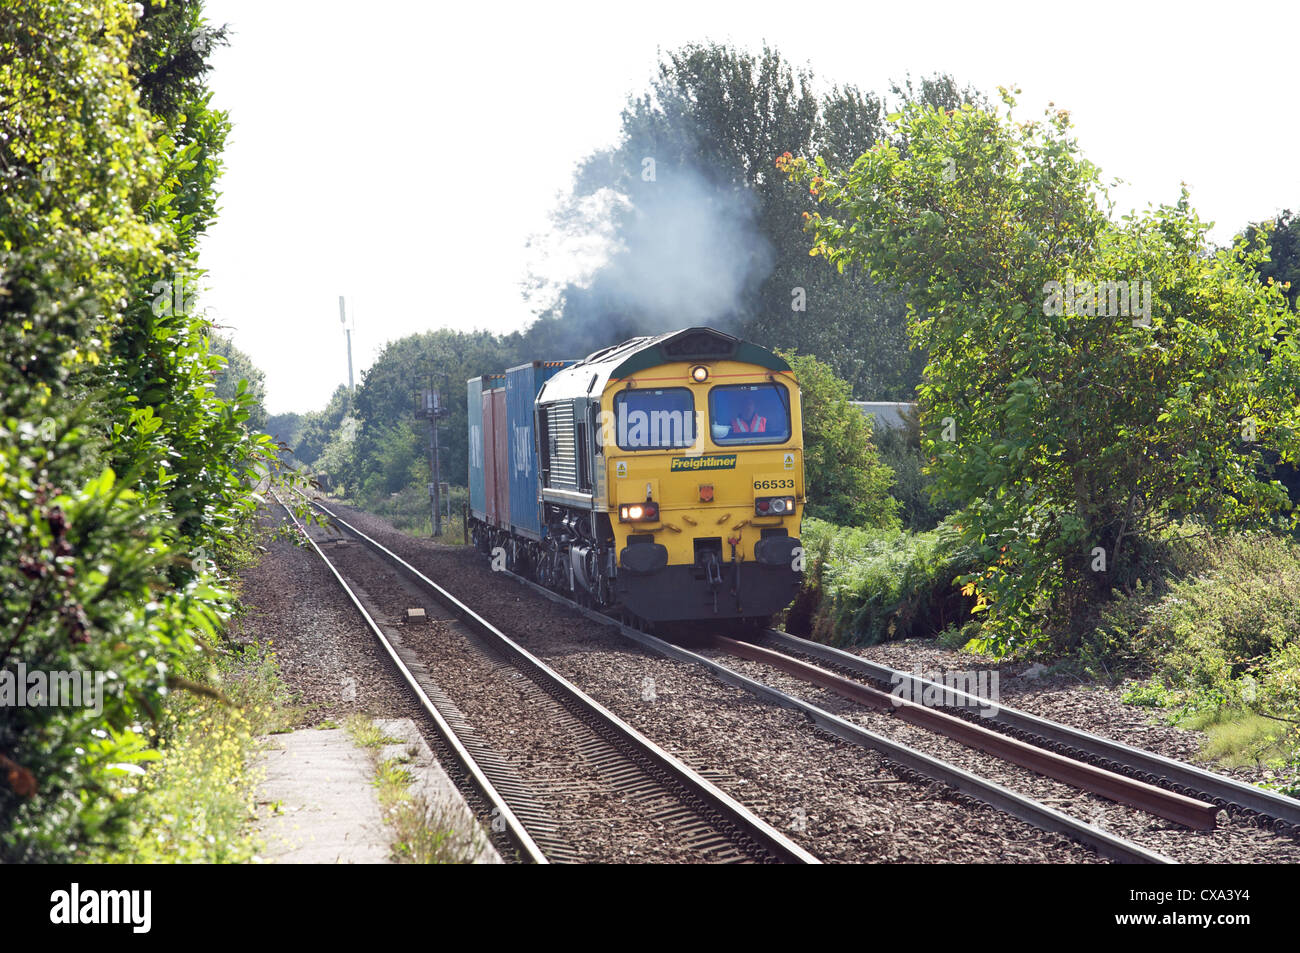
[416,384,450,536]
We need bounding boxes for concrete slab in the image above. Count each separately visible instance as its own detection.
[253,721,502,864]
[254,728,392,864]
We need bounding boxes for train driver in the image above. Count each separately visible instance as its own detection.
[732,396,767,434]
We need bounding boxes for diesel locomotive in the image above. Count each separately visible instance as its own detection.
[466,326,804,625]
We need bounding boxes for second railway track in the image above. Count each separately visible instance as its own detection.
[753,628,1300,833]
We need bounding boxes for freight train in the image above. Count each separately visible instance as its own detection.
[466,326,805,626]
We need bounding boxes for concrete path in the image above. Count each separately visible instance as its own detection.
[254,728,392,863]
[253,721,502,864]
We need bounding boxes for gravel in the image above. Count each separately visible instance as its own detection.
[852,639,1300,793]
[316,535,761,863]
[315,500,1104,863]
[229,511,429,726]
[700,649,1300,864]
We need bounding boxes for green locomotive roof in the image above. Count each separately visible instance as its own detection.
[537,327,790,404]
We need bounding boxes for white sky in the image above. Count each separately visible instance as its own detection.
[197,0,1300,415]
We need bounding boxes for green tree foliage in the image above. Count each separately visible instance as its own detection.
[780,93,1300,650]
[334,330,511,498]
[1241,209,1300,310]
[1235,211,1300,506]
[780,351,899,528]
[211,335,268,431]
[294,385,352,467]
[0,0,275,859]
[873,409,957,531]
[539,43,983,401]
[264,411,304,447]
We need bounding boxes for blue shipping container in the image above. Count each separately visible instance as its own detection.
[466,377,489,521]
[505,360,573,538]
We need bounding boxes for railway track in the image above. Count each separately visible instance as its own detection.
[358,529,1167,862]
[703,634,1220,830]
[498,576,1174,862]
[278,490,817,864]
[447,528,1300,848]
[753,628,1300,835]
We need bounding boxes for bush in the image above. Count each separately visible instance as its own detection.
[1072,526,1300,781]
[873,409,957,531]
[0,1,277,860]
[779,351,899,529]
[789,517,977,646]
[1128,532,1300,713]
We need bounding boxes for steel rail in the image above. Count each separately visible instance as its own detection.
[708,634,1218,830]
[298,494,820,865]
[270,489,547,863]
[488,563,1175,864]
[759,628,1300,830]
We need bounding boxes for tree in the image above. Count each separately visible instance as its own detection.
[874,408,957,531]
[210,334,268,431]
[345,329,511,497]
[296,47,989,512]
[780,93,1300,649]
[1239,211,1300,504]
[539,43,982,400]
[264,411,304,448]
[1241,210,1300,310]
[295,385,352,467]
[780,351,899,529]
[0,0,273,859]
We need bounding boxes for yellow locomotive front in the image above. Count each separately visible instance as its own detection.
[535,327,804,625]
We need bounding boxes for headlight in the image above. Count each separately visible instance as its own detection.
[755,496,795,516]
[619,502,660,523]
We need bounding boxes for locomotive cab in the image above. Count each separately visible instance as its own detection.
[534,327,805,624]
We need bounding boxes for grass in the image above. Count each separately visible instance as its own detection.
[346,715,402,750]
[96,639,303,863]
[1183,710,1295,770]
[336,482,470,544]
[1123,680,1297,771]
[343,715,478,864]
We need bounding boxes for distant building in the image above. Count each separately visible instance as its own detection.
[851,401,917,432]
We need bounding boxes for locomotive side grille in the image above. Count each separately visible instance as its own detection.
[546,401,578,487]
